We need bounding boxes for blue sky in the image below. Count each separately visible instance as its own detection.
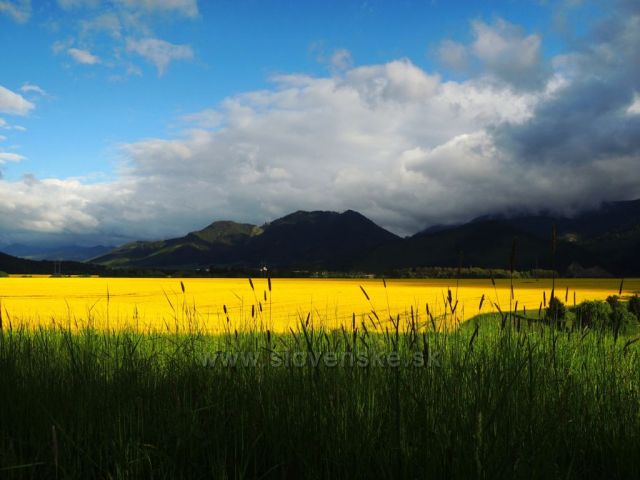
[1,0,638,245]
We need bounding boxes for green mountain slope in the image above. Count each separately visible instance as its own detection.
[93,221,260,268]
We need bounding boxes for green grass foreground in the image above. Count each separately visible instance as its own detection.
[1,315,640,479]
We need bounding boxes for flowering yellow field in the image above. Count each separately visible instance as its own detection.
[0,277,638,333]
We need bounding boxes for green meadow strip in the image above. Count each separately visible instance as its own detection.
[0,307,640,479]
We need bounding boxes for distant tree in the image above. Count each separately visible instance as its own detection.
[628,295,640,321]
[545,296,567,327]
[606,295,621,310]
[575,301,612,330]
[576,299,634,333]
[607,295,635,331]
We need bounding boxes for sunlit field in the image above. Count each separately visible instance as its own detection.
[1,276,637,332]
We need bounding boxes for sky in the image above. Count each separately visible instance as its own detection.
[1,0,639,247]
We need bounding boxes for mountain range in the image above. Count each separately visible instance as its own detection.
[1,244,114,262]
[0,251,106,276]
[2,200,639,276]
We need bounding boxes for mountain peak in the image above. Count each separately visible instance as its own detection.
[191,220,262,244]
[272,209,373,225]
[274,210,339,222]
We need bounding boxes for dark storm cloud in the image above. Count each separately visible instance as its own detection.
[493,1,640,195]
[495,80,640,165]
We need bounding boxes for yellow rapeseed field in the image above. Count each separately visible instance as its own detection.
[1,276,638,333]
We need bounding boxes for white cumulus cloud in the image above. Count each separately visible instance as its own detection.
[438,18,548,90]
[126,37,193,75]
[628,93,640,115]
[20,83,47,96]
[115,0,198,18]
[330,48,354,72]
[0,152,25,164]
[67,47,101,64]
[437,40,468,71]
[0,85,35,116]
[0,59,550,240]
[52,0,198,78]
[57,0,99,8]
[0,0,30,23]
